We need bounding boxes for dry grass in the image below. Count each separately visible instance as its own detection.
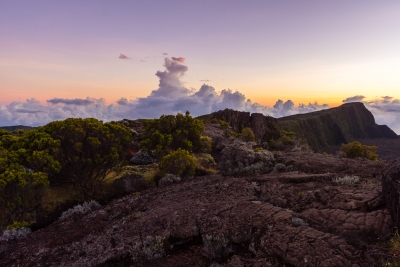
[41,185,83,213]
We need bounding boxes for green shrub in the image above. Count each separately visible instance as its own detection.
[7,221,29,230]
[240,127,256,142]
[160,149,196,178]
[0,118,132,227]
[340,141,378,161]
[194,153,217,175]
[268,131,310,152]
[141,112,210,158]
[41,118,132,198]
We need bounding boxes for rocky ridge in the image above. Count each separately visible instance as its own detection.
[278,102,398,152]
[198,109,281,141]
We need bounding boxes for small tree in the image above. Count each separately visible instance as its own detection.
[160,149,196,179]
[340,141,378,161]
[0,130,59,227]
[41,118,132,198]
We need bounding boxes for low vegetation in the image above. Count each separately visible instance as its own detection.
[332,175,360,185]
[340,141,378,161]
[219,141,275,177]
[159,149,196,179]
[0,118,132,228]
[268,130,310,152]
[140,111,211,158]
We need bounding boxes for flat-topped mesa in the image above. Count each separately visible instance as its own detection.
[197,109,281,141]
[278,102,398,152]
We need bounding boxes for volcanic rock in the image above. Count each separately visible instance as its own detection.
[0,152,394,266]
[382,158,400,230]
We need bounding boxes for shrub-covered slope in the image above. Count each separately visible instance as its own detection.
[278,102,398,152]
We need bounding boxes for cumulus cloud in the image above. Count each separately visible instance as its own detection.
[342,95,365,103]
[118,54,130,60]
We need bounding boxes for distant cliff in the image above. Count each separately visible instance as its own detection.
[278,102,398,152]
[197,109,281,141]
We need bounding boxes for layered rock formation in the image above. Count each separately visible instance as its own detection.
[1,152,394,266]
[278,102,398,152]
[198,109,281,141]
[382,158,400,230]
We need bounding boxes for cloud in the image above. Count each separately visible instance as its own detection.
[47,98,94,105]
[342,95,365,103]
[162,52,168,55]
[118,54,131,60]
[5,56,399,135]
[0,57,331,128]
[171,57,185,63]
[200,79,211,82]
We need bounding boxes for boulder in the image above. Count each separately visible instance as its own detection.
[382,158,400,229]
[130,150,155,165]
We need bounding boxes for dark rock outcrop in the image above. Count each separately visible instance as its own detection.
[130,150,155,165]
[198,109,281,141]
[278,102,398,152]
[383,158,400,230]
[113,173,147,194]
[0,152,394,267]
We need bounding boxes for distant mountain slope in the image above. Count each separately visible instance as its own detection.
[197,109,281,141]
[278,102,398,152]
[0,125,34,131]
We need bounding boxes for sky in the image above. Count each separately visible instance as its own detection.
[1,1,400,133]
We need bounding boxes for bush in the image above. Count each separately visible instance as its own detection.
[130,236,166,261]
[194,153,217,169]
[159,149,196,179]
[42,118,133,198]
[340,141,378,161]
[141,112,210,158]
[0,130,56,227]
[332,175,360,185]
[240,127,256,142]
[268,131,310,152]
[219,141,275,177]
[291,217,308,227]
[59,200,101,220]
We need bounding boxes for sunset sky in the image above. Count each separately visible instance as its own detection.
[1,1,400,132]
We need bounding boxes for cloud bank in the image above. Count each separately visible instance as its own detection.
[1,57,399,134]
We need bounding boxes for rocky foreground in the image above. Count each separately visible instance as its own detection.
[1,152,400,266]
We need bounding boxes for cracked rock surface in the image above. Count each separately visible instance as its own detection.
[0,152,395,266]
